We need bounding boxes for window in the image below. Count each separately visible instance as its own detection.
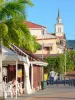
[41,28,45,35]
[46,46,52,55]
[58,27,59,32]
[44,46,52,51]
[49,46,52,51]
[44,47,49,50]
[58,27,61,32]
[59,27,61,32]
[60,40,63,45]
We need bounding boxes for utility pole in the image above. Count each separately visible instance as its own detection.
[41,27,44,60]
[64,49,66,75]
[41,27,44,81]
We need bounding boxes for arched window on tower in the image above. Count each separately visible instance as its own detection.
[58,27,59,32]
[58,27,61,32]
[59,27,61,32]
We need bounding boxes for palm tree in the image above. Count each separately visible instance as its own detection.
[0,0,34,97]
[5,19,37,52]
[0,0,38,53]
[0,0,33,47]
[0,0,33,21]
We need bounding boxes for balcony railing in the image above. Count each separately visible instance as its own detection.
[43,43,53,47]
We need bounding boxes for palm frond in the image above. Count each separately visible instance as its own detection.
[18,0,34,7]
[0,0,36,53]
[2,35,11,48]
[0,2,26,21]
[0,23,8,37]
[0,0,3,4]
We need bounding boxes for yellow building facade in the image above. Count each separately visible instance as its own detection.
[24,10,66,58]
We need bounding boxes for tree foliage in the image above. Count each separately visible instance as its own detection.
[45,54,65,74]
[0,0,33,21]
[66,50,75,72]
[45,50,75,74]
[0,0,39,53]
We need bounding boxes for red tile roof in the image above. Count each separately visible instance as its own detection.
[24,21,46,28]
[56,36,65,39]
[11,44,42,61]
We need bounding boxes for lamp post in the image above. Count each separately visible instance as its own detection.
[41,27,44,60]
[41,27,44,81]
[64,49,66,75]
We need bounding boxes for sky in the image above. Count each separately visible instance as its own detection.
[27,0,75,40]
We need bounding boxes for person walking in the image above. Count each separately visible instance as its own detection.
[49,70,56,85]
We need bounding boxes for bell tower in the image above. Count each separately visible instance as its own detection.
[55,9,64,37]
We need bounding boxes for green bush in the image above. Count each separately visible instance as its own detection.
[44,50,75,74]
[44,54,64,74]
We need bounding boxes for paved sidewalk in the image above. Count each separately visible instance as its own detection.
[5,84,75,100]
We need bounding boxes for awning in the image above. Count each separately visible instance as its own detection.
[31,61,48,66]
[43,43,53,47]
[0,46,27,62]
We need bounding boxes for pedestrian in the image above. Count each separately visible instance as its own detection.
[49,70,56,85]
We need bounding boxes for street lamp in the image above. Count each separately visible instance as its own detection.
[64,49,66,75]
[41,27,44,81]
[41,27,44,60]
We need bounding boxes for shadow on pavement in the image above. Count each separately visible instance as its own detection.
[33,96,75,99]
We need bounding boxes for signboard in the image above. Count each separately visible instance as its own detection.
[17,69,22,78]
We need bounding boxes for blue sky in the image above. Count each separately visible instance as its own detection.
[27,0,75,40]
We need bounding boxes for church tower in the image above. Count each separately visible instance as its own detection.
[55,9,64,37]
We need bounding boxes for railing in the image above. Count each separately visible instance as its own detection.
[47,77,75,87]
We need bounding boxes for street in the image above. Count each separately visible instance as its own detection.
[6,84,75,100]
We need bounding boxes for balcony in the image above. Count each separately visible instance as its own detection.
[43,43,53,47]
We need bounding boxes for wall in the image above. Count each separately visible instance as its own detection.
[35,39,58,54]
[33,65,42,90]
[57,48,64,53]
[29,28,47,39]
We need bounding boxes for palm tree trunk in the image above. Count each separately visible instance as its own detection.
[0,37,2,53]
[0,38,3,97]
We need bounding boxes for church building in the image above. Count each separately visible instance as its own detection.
[51,9,66,54]
[24,10,66,58]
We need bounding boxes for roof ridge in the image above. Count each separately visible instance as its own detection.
[25,20,46,28]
